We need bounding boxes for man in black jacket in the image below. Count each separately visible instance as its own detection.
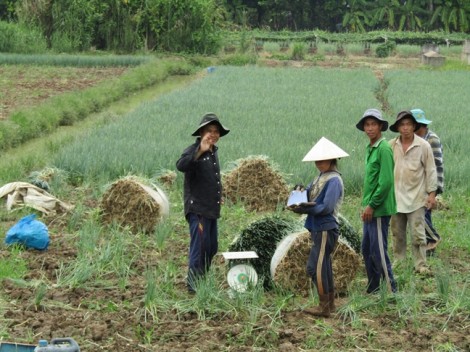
[176,113,230,293]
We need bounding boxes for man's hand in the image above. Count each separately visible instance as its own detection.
[361,205,374,223]
[200,134,213,152]
[195,134,213,159]
[426,192,436,210]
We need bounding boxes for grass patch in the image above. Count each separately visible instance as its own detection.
[0,246,28,280]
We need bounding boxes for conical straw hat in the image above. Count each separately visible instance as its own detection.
[302,137,349,162]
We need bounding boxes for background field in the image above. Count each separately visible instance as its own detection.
[1,55,470,351]
[53,65,470,194]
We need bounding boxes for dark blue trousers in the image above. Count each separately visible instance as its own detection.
[187,213,218,290]
[362,216,396,293]
[306,228,338,295]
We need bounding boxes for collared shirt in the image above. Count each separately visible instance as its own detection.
[389,135,437,213]
[176,138,222,219]
[423,129,444,194]
[362,138,396,217]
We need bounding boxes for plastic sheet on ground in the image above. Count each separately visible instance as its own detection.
[0,182,73,215]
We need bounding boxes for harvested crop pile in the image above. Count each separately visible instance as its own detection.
[228,215,299,289]
[100,177,169,234]
[271,231,361,296]
[155,169,177,187]
[223,156,290,212]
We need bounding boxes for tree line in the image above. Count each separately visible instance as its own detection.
[226,0,470,33]
[0,0,468,55]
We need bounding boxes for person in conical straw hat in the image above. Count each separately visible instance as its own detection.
[288,137,349,317]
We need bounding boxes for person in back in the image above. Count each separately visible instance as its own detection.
[356,108,397,293]
[412,108,443,254]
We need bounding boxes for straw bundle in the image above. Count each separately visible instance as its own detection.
[155,169,177,187]
[223,156,289,212]
[100,177,169,234]
[271,231,360,296]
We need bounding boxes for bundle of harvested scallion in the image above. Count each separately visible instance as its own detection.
[228,215,299,289]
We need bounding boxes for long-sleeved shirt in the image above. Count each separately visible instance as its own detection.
[389,135,437,213]
[176,138,222,219]
[423,129,444,194]
[362,138,396,217]
[303,171,343,232]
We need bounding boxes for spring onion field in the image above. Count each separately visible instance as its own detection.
[1,58,470,351]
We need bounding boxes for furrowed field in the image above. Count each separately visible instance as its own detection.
[1,57,470,351]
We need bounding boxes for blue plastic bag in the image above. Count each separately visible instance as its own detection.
[5,214,49,250]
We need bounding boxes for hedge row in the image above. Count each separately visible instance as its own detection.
[224,29,469,46]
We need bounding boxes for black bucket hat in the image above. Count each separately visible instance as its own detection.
[356,108,388,131]
[192,113,230,137]
[389,110,419,133]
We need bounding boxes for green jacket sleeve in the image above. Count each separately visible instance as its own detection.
[367,144,394,210]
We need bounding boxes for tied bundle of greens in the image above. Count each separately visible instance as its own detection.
[337,214,361,253]
[228,215,299,289]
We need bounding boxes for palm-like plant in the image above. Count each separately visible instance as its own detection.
[342,0,372,32]
[431,0,470,32]
[372,0,401,30]
[397,0,427,31]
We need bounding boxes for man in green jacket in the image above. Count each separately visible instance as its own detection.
[356,109,397,293]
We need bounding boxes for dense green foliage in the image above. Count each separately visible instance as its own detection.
[3,0,223,54]
[0,1,469,54]
[375,40,397,57]
[0,20,47,53]
[225,0,470,33]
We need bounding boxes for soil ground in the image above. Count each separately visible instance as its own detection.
[2,226,469,351]
[1,55,469,351]
[0,66,127,119]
